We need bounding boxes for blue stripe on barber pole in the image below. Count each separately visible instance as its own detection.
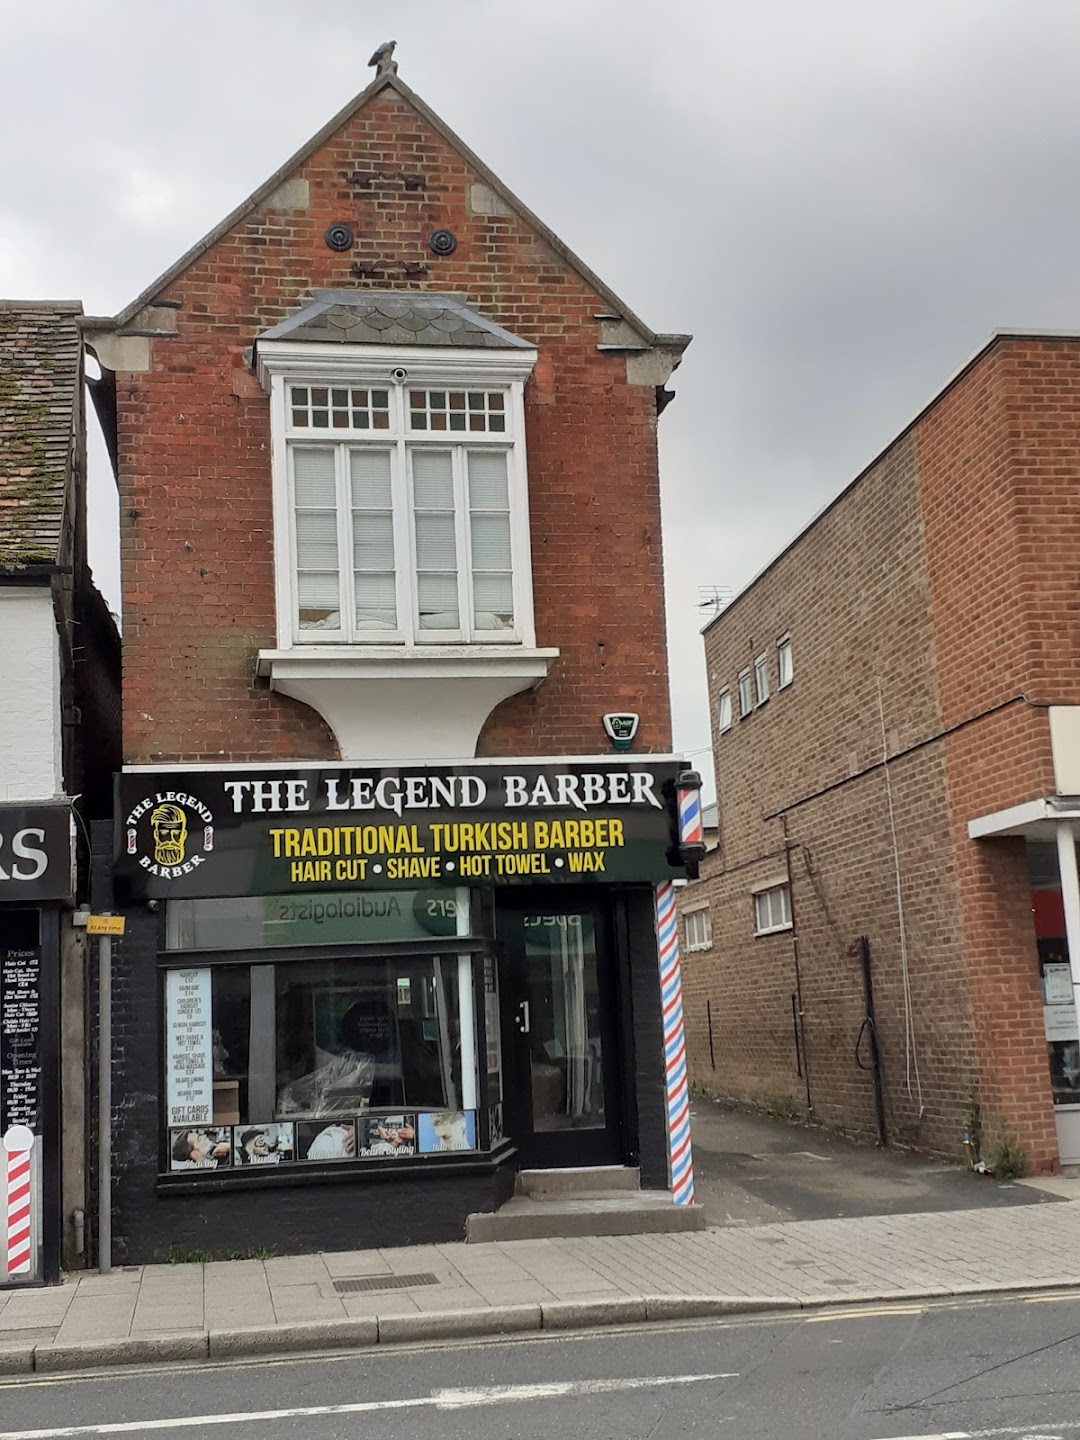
[677,790,703,848]
[655,881,695,1207]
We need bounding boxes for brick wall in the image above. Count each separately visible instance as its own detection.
[682,428,979,1156]
[683,334,1080,1168]
[115,87,671,765]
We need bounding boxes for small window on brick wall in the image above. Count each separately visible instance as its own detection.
[753,883,792,936]
[717,689,732,735]
[738,669,753,718]
[684,907,712,952]
[754,652,770,706]
[777,634,793,689]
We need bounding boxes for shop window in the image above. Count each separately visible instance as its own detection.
[754,652,770,706]
[738,669,753,718]
[684,906,712,952]
[162,891,481,1173]
[753,883,792,935]
[777,633,793,688]
[716,689,732,735]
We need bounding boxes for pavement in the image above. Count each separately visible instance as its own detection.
[2,1103,1079,1376]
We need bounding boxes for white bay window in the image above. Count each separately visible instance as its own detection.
[255,323,557,761]
[287,383,522,645]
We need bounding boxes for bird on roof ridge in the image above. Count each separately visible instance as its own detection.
[368,40,398,75]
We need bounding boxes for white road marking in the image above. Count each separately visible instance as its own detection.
[0,1371,736,1438]
[881,1427,1068,1438]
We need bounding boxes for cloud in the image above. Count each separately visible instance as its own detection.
[7,0,1080,790]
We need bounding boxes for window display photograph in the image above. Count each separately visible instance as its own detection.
[168,1127,232,1171]
[233,1124,294,1166]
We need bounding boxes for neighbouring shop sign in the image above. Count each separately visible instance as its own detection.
[115,761,688,900]
[0,804,73,903]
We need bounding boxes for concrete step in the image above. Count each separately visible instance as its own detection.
[465,1192,707,1243]
[515,1166,640,1200]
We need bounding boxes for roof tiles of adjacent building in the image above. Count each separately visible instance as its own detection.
[0,301,82,572]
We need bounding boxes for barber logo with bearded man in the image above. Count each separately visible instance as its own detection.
[125,791,215,878]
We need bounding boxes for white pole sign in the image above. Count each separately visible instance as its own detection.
[165,969,213,1127]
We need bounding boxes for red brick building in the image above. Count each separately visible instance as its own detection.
[679,331,1080,1175]
[84,63,698,1258]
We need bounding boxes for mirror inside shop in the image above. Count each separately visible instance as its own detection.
[162,890,486,1171]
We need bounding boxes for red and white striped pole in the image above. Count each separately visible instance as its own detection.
[656,881,694,1206]
[3,1127,35,1278]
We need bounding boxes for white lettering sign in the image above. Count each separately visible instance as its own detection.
[165,969,213,1128]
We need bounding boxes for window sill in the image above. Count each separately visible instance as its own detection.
[157,1144,517,1194]
[754,923,793,938]
[257,645,559,761]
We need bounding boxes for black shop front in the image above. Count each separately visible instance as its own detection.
[106,759,688,1261]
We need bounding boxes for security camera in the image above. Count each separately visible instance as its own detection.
[391,366,408,384]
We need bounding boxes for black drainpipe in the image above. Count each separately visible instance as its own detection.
[856,934,888,1148]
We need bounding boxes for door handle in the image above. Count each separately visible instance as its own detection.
[518,1000,530,1035]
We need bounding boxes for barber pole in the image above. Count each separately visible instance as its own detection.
[656,882,694,1206]
[3,1128,35,1278]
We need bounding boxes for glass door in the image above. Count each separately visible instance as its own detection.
[498,899,623,1167]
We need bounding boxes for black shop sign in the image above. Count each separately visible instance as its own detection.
[0,804,73,903]
[115,760,688,900]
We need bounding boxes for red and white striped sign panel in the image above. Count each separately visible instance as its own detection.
[3,1128,35,1278]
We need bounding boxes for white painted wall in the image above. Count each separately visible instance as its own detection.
[1051,706,1080,795]
[0,589,62,801]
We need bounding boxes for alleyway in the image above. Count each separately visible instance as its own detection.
[690,1097,1061,1226]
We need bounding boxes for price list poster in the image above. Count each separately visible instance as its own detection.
[0,931,43,1283]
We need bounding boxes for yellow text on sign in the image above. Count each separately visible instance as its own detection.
[87,915,126,936]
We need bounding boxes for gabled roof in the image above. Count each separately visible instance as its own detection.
[257,292,534,350]
[0,301,82,572]
[85,71,688,352]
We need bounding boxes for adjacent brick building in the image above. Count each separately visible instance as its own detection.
[84,63,699,1260]
[679,331,1080,1175]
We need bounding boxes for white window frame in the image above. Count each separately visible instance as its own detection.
[738,668,753,718]
[777,633,793,689]
[259,342,538,651]
[754,652,770,706]
[716,688,732,735]
[684,905,713,952]
[753,882,792,936]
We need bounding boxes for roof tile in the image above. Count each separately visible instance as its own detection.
[0,303,81,570]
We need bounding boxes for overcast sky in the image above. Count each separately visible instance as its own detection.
[5,0,1080,791]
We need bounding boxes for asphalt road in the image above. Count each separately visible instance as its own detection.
[3,1292,1080,1439]
[691,1099,1060,1226]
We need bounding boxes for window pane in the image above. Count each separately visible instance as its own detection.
[468,451,509,509]
[473,572,513,618]
[293,449,336,506]
[778,639,793,687]
[412,450,454,508]
[297,571,341,608]
[470,514,511,570]
[418,573,459,628]
[275,956,469,1129]
[352,514,394,569]
[295,511,339,570]
[415,513,457,570]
